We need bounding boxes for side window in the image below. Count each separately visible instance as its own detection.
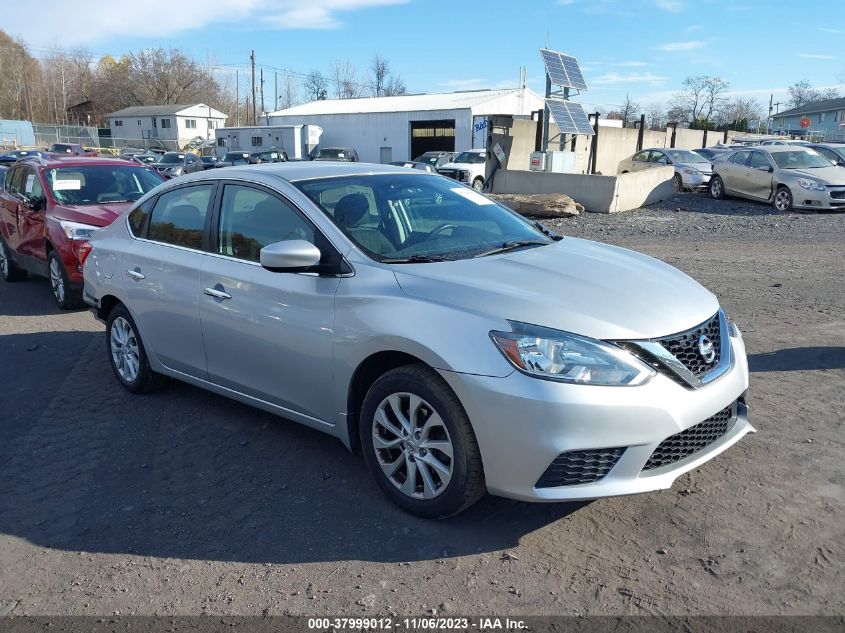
[147,184,213,250]
[748,152,772,170]
[127,198,156,237]
[217,185,315,263]
[650,151,669,164]
[6,166,23,195]
[632,151,648,162]
[23,167,43,201]
[729,151,749,165]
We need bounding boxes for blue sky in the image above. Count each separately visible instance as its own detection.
[6,0,845,112]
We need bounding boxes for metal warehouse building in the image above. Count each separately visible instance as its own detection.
[265,88,545,164]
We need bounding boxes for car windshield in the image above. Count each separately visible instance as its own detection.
[45,165,163,205]
[314,148,349,159]
[201,156,217,162]
[296,174,552,263]
[50,144,74,153]
[772,150,833,169]
[159,153,185,164]
[137,155,158,163]
[453,152,486,164]
[223,153,249,163]
[665,150,709,164]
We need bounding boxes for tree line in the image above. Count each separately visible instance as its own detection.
[0,30,406,128]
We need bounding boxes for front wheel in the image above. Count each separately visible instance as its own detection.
[48,251,83,309]
[710,175,726,199]
[773,186,793,212]
[106,304,166,394]
[673,173,684,192]
[360,364,485,518]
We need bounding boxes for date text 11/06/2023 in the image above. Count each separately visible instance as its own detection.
[307,617,527,630]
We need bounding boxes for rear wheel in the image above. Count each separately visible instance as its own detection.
[106,304,166,394]
[360,364,485,518]
[773,186,793,212]
[48,251,83,309]
[0,237,27,282]
[710,175,726,199]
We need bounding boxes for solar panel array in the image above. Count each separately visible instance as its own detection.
[546,100,595,136]
[540,49,588,91]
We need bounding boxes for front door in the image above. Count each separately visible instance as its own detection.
[721,150,751,193]
[123,182,215,378]
[744,151,775,200]
[199,183,339,423]
[16,165,47,260]
[0,165,26,251]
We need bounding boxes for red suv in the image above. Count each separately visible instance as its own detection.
[0,156,164,308]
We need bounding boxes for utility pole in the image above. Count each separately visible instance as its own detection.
[274,72,278,111]
[236,69,240,126]
[260,67,265,123]
[250,50,257,126]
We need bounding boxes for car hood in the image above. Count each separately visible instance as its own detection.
[392,238,719,340]
[437,162,475,171]
[777,166,845,183]
[678,161,712,173]
[152,163,182,169]
[53,202,133,228]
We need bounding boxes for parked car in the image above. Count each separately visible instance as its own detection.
[0,157,165,308]
[436,149,488,191]
[200,156,219,170]
[310,147,359,162]
[0,149,50,164]
[414,151,458,168]
[692,147,733,162]
[214,150,286,168]
[760,139,810,146]
[124,153,160,166]
[214,152,252,168]
[48,143,97,157]
[618,148,713,191]
[151,152,203,179]
[710,146,845,212]
[805,143,845,167]
[390,161,437,173]
[83,162,752,518]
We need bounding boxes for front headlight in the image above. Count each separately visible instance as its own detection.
[682,168,700,176]
[797,178,825,191]
[490,322,655,386]
[171,167,183,175]
[59,220,98,241]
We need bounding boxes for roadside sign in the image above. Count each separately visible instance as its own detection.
[800,117,811,129]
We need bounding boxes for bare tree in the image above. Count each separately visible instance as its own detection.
[620,94,640,128]
[329,60,363,99]
[786,80,840,109]
[369,54,406,97]
[303,70,328,102]
[644,103,666,131]
[280,74,299,109]
[718,97,764,131]
[670,75,729,126]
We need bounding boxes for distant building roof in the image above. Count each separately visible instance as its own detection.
[776,97,845,118]
[107,104,228,119]
[268,88,539,116]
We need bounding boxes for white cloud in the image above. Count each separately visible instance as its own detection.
[655,0,685,12]
[818,27,842,34]
[438,78,487,90]
[617,61,649,67]
[2,0,408,46]
[657,40,705,52]
[797,54,839,60]
[592,72,669,86]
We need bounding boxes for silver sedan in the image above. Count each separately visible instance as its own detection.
[710,146,845,211]
[618,148,714,191]
[84,163,752,518]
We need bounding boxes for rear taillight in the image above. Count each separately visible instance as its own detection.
[77,242,93,267]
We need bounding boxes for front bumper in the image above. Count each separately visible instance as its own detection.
[792,186,845,211]
[681,171,711,189]
[439,331,752,502]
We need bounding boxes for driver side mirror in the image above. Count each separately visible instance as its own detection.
[260,240,321,272]
[758,165,774,172]
[29,195,46,211]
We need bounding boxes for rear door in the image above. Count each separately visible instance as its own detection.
[199,182,339,423]
[123,182,215,379]
[0,165,25,250]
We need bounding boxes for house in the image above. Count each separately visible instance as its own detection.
[265,88,545,163]
[106,104,228,150]
[771,97,845,141]
[66,99,97,127]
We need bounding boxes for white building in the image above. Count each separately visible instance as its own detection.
[106,104,228,150]
[265,88,545,163]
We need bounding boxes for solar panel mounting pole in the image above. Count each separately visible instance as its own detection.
[542,74,551,152]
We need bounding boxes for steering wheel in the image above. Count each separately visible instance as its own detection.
[428,223,456,238]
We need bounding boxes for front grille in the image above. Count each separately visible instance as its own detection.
[830,190,845,200]
[535,448,625,488]
[438,169,457,180]
[656,312,721,377]
[642,403,735,471]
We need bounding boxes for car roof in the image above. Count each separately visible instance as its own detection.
[759,146,815,154]
[165,161,418,184]
[29,156,154,168]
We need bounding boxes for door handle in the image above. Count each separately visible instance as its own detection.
[203,287,232,300]
[126,269,145,280]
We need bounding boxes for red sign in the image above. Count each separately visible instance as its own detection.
[800,116,812,128]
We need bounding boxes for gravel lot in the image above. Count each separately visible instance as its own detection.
[0,192,842,617]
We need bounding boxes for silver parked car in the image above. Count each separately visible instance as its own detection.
[710,146,845,212]
[618,148,713,191]
[84,163,753,518]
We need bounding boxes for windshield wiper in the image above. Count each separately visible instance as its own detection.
[473,240,549,258]
[533,221,563,241]
[382,254,450,264]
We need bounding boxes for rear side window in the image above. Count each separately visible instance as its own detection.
[127,198,156,237]
[147,184,214,250]
[729,152,749,165]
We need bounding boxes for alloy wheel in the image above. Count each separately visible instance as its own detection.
[0,241,7,277]
[49,257,65,304]
[110,316,141,382]
[711,178,722,197]
[774,189,791,211]
[372,392,454,500]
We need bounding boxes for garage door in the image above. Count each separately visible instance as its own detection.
[410,120,455,161]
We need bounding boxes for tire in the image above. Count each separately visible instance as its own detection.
[359,364,485,518]
[673,173,684,192]
[48,250,83,309]
[773,186,793,212]
[472,178,484,192]
[710,175,726,199]
[0,236,27,282]
[106,303,166,394]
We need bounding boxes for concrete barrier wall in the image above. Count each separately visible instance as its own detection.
[491,166,674,214]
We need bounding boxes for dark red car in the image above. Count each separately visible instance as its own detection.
[0,156,164,308]
[48,143,98,157]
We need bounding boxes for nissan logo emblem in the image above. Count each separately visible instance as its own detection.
[698,335,716,363]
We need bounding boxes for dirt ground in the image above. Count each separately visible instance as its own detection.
[0,192,842,617]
